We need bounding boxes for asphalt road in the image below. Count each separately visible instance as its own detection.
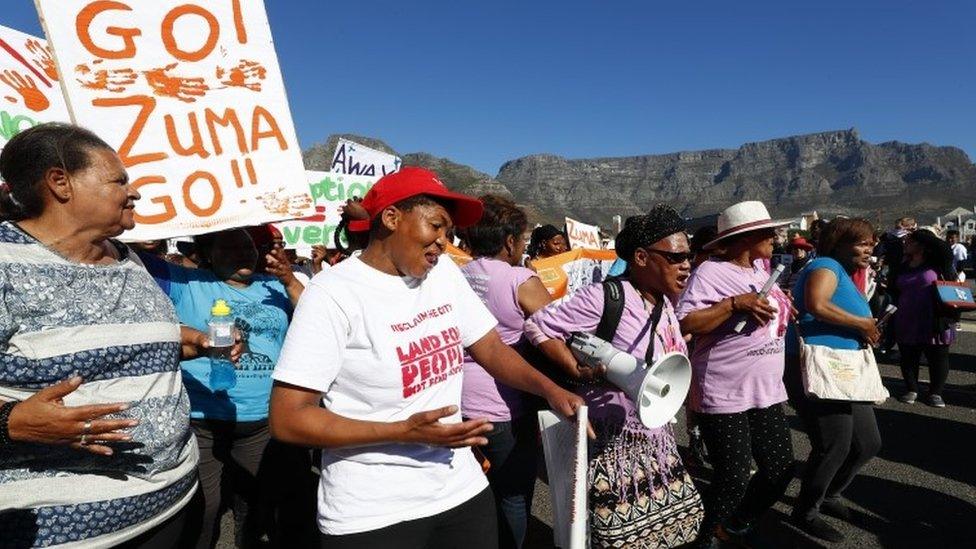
[217,326,976,549]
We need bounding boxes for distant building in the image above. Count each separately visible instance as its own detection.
[938,207,976,239]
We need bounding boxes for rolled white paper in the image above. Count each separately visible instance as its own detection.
[734,264,786,333]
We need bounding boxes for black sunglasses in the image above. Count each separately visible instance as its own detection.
[644,248,693,265]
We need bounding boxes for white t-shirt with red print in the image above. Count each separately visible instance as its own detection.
[273,256,497,535]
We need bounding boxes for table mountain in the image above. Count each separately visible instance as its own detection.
[303,129,976,228]
[497,129,976,227]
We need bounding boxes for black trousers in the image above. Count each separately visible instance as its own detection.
[899,344,950,396]
[696,403,795,539]
[320,488,498,549]
[785,355,882,520]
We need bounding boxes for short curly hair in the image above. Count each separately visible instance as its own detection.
[464,194,528,258]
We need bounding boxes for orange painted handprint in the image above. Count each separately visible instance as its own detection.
[75,63,137,93]
[143,63,209,103]
[0,70,49,112]
[216,59,267,92]
[25,38,58,81]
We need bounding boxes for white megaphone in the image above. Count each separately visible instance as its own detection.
[568,332,692,429]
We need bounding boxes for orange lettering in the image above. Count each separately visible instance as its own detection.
[76,1,141,59]
[250,106,287,151]
[92,95,167,167]
[161,5,219,62]
[182,170,222,217]
[232,0,248,44]
[131,175,176,224]
[164,112,209,158]
[204,107,247,155]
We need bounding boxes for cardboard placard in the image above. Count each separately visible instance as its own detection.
[330,137,401,177]
[532,248,619,303]
[273,171,375,250]
[35,0,312,240]
[566,217,602,250]
[0,24,70,150]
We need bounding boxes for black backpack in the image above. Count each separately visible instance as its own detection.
[593,278,664,365]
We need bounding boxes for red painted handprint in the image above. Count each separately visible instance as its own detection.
[0,70,49,112]
[75,63,137,93]
[144,63,209,103]
[25,38,58,82]
[216,59,267,91]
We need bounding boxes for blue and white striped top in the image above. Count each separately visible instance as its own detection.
[0,221,198,548]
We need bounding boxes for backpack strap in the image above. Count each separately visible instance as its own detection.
[595,279,625,343]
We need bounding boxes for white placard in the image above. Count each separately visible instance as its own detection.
[273,170,376,250]
[35,0,312,240]
[538,406,588,549]
[330,137,401,177]
[566,217,602,250]
[0,25,70,151]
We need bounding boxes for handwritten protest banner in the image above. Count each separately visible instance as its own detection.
[273,171,375,251]
[331,138,401,177]
[532,248,618,303]
[0,25,70,150]
[35,0,312,240]
[565,217,602,250]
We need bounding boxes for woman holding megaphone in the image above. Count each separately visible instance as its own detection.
[525,205,704,549]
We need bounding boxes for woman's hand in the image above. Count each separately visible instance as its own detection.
[858,317,881,347]
[732,293,777,325]
[181,326,244,363]
[265,247,296,284]
[541,385,596,439]
[6,377,138,456]
[398,406,493,448]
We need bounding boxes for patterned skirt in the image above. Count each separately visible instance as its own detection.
[588,425,704,548]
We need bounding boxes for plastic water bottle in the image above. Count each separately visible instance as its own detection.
[208,299,237,391]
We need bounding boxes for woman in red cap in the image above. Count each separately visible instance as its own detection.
[269,167,585,549]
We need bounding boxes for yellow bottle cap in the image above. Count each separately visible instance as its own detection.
[211,299,232,316]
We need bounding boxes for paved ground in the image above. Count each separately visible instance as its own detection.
[218,324,976,549]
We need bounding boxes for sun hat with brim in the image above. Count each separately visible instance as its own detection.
[360,166,484,229]
[703,200,792,251]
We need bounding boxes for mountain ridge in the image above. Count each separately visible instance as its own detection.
[303,129,976,228]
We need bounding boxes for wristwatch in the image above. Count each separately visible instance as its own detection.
[0,400,19,445]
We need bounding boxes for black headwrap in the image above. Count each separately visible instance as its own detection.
[615,204,687,262]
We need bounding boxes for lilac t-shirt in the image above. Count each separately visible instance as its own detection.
[460,257,537,421]
[894,267,956,346]
[526,281,687,436]
[675,259,790,414]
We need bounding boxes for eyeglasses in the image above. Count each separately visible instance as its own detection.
[644,248,693,265]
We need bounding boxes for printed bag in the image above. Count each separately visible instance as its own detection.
[934,280,976,312]
[799,338,889,404]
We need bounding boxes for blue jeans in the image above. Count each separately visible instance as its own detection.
[481,415,538,549]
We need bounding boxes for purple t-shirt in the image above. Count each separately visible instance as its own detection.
[675,259,790,414]
[526,281,687,437]
[460,257,537,421]
[894,267,956,346]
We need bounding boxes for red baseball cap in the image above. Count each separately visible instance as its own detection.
[359,167,484,228]
[348,219,370,233]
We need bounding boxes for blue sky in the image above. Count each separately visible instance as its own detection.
[5,0,974,174]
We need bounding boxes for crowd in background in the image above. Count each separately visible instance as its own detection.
[0,123,967,549]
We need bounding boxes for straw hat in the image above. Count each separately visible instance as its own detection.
[703,201,791,250]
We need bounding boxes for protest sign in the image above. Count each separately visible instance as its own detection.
[0,25,70,150]
[532,248,618,303]
[445,242,471,267]
[538,406,588,549]
[565,217,602,250]
[331,137,401,177]
[273,171,375,251]
[35,0,312,240]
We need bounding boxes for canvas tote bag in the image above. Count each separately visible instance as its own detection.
[798,333,889,404]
